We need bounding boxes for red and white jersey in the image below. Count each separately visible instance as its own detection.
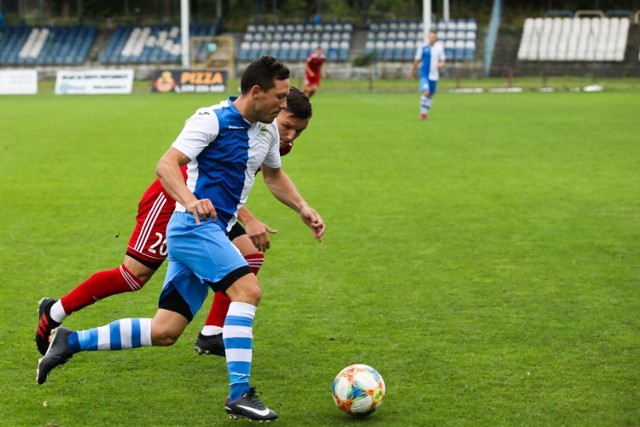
[305,53,326,74]
[126,166,187,267]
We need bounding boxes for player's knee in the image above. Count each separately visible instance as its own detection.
[229,277,263,306]
[150,315,185,346]
[241,285,262,306]
[133,272,153,287]
[151,326,180,346]
[123,258,156,287]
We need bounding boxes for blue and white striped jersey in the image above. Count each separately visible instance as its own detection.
[414,41,446,81]
[171,96,281,230]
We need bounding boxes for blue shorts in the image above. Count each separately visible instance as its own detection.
[419,78,438,96]
[159,211,249,319]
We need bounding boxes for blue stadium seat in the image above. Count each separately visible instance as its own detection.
[393,40,405,61]
[239,41,251,61]
[364,40,375,56]
[328,40,339,61]
[404,41,416,61]
[464,40,475,60]
[338,40,349,62]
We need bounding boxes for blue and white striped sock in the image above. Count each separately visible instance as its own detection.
[67,318,152,353]
[224,302,256,402]
[420,95,432,114]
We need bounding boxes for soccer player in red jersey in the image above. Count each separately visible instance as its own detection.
[35,87,314,358]
[302,46,326,98]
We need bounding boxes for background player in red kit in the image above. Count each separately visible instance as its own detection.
[302,46,326,98]
[35,88,313,357]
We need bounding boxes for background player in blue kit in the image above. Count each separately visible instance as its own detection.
[408,30,446,121]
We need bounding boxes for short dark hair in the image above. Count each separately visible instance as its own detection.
[286,87,312,120]
[240,56,290,94]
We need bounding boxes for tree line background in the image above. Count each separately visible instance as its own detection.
[1,0,639,28]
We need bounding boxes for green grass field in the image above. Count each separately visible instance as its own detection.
[1,87,639,426]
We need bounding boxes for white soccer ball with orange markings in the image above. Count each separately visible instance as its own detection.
[331,364,386,416]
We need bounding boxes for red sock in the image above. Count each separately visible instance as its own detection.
[245,253,264,276]
[308,90,316,98]
[205,253,265,328]
[60,265,144,314]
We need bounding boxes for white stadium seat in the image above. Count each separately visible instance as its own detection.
[518,16,629,62]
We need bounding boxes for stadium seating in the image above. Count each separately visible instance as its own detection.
[365,18,477,62]
[239,21,353,62]
[517,16,629,61]
[0,25,96,66]
[99,23,217,65]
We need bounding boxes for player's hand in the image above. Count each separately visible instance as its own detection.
[245,218,278,252]
[300,206,325,242]
[186,199,216,225]
[308,71,315,77]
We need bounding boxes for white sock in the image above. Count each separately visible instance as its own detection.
[50,300,68,323]
[201,325,223,336]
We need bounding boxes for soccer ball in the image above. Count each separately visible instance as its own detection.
[331,364,386,416]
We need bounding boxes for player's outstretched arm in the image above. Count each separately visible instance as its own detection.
[261,164,325,242]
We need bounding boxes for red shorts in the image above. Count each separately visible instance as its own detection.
[126,179,176,269]
[304,73,321,86]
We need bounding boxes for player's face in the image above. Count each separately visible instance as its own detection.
[254,79,289,124]
[277,111,310,156]
[429,32,437,45]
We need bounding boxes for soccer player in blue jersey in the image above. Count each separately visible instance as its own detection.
[36,56,326,422]
[34,88,313,360]
[408,30,446,121]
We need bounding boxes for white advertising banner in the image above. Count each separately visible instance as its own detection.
[55,70,134,95]
[0,70,38,95]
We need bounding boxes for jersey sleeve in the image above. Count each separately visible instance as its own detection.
[438,43,446,61]
[171,108,220,160]
[262,122,282,169]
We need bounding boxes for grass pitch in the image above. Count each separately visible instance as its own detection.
[0,88,638,426]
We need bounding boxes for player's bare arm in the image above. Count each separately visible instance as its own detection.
[156,147,216,225]
[299,205,325,242]
[305,62,315,77]
[238,206,278,252]
[408,60,419,78]
[261,164,325,242]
